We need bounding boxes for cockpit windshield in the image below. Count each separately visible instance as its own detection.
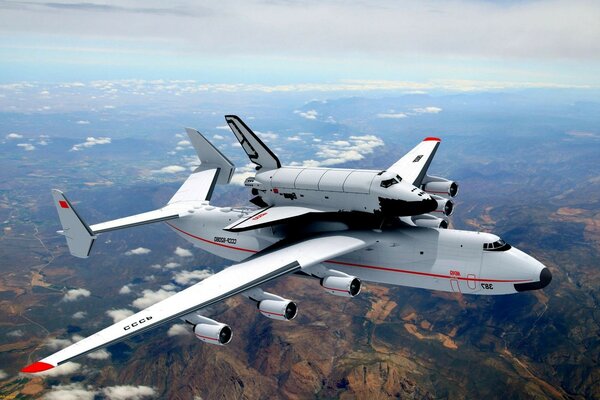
[380,175,403,188]
[483,239,511,252]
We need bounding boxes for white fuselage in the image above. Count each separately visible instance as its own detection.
[166,202,547,296]
[248,167,439,217]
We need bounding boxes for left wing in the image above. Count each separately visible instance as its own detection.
[224,205,328,232]
[387,137,441,186]
[21,231,376,373]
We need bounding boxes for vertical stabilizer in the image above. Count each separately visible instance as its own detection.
[225,115,281,171]
[51,189,96,258]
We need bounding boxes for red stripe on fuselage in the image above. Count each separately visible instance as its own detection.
[166,222,257,253]
[166,224,532,284]
[324,260,531,283]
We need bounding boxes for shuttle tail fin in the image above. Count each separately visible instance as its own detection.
[225,115,281,171]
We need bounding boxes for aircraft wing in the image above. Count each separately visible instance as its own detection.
[224,205,328,232]
[21,231,375,373]
[387,137,441,186]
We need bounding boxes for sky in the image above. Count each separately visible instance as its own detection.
[0,0,599,86]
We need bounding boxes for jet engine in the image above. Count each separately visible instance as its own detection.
[422,176,459,198]
[431,195,454,216]
[321,275,362,297]
[258,299,298,321]
[189,315,232,345]
[411,214,448,229]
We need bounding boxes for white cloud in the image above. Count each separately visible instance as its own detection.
[305,134,384,167]
[164,262,181,269]
[132,289,175,309]
[154,165,186,174]
[295,109,318,120]
[63,288,91,302]
[413,106,442,114]
[6,133,23,139]
[87,349,111,360]
[45,337,73,350]
[17,143,35,151]
[0,370,8,379]
[43,383,156,400]
[119,285,132,294]
[72,311,87,319]
[124,247,151,256]
[177,140,191,147]
[7,329,23,337]
[377,112,408,119]
[37,362,81,377]
[76,120,90,125]
[102,385,156,400]
[213,134,225,140]
[167,324,190,337]
[255,130,278,142]
[161,283,177,291]
[71,136,111,151]
[43,383,95,399]
[174,247,192,257]
[230,171,254,186]
[173,269,213,286]
[287,136,301,141]
[215,125,230,130]
[106,308,134,323]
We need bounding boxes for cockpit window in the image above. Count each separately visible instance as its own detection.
[381,178,400,188]
[483,239,511,252]
[395,174,403,182]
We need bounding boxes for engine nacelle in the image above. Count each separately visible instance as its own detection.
[432,195,454,216]
[193,322,233,345]
[422,176,459,198]
[412,214,448,229]
[258,299,298,321]
[321,275,361,297]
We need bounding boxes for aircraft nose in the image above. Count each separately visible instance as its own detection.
[539,267,552,289]
[514,267,552,292]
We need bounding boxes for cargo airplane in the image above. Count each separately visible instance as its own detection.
[21,117,551,373]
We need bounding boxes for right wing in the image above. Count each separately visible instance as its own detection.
[21,231,376,373]
[225,115,281,171]
[387,137,441,186]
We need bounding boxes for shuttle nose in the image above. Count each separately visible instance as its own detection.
[514,267,552,292]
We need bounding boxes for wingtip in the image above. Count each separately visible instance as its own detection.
[21,361,54,373]
[423,137,441,142]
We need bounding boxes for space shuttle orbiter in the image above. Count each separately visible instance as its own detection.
[223,115,458,232]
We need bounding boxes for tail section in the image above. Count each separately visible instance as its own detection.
[185,127,234,185]
[51,190,96,258]
[225,115,280,171]
[52,127,233,258]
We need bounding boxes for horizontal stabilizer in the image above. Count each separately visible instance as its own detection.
[168,168,220,205]
[185,128,235,185]
[90,208,180,234]
[51,190,96,258]
[224,205,326,232]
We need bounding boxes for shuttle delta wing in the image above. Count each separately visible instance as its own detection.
[224,205,328,232]
[21,231,376,373]
[225,115,281,171]
[388,137,441,186]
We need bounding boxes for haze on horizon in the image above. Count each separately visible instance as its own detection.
[0,0,599,86]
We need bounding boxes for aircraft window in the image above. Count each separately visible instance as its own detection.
[381,178,399,188]
[396,175,403,182]
[483,239,511,252]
